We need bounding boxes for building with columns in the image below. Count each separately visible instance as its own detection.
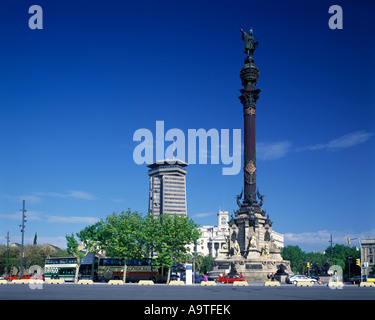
[192,210,285,258]
[361,238,375,276]
[196,211,230,258]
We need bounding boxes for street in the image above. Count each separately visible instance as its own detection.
[1,282,373,319]
[1,282,374,300]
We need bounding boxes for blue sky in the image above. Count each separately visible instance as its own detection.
[0,0,374,252]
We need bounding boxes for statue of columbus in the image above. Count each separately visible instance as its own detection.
[240,28,259,56]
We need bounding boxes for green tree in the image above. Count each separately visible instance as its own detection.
[281,243,362,278]
[23,245,47,269]
[154,214,201,283]
[99,210,145,283]
[73,209,201,284]
[0,244,69,276]
[280,245,306,274]
[0,245,20,275]
[77,220,105,280]
[143,213,163,281]
[325,244,360,278]
[305,251,329,275]
[195,254,215,275]
[371,265,375,275]
[65,233,85,283]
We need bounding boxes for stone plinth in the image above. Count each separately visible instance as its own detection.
[214,202,292,282]
[213,256,291,282]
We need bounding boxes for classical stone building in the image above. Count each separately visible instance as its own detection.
[195,211,230,258]
[361,238,375,276]
[192,210,284,259]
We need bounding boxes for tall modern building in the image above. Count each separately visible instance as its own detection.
[147,159,188,218]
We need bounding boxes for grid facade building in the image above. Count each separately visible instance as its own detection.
[147,159,188,218]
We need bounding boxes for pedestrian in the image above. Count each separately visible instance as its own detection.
[203,272,208,282]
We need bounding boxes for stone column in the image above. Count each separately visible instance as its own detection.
[239,56,261,205]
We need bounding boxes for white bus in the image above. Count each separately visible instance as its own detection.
[44,257,77,282]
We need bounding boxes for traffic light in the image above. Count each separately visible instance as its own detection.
[346,237,351,245]
[307,262,311,269]
[356,258,361,266]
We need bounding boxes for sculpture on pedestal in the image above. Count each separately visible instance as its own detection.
[240,28,258,57]
[211,28,292,282]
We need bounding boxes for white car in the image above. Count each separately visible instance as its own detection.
[286,275,317,285]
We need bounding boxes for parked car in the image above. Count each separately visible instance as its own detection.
[286,275,317,285]
[218,274,246,284]
[350,275,362,283]
[310,275,320,282]
[30,274,44,281]
[5,274,32,281]
[365,276,375,283]
[180,272,215,283]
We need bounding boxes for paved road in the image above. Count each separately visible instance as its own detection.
[1,283,373,319]
[1,282,374,300]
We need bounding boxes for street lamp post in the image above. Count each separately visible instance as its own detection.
[5,231,10,277]
[347,256,352,280]
[19,200,27,278]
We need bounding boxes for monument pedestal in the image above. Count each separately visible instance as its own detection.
[212,203,292,282]
[213,257,291,282]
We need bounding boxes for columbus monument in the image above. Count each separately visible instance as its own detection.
[211,28,292,282]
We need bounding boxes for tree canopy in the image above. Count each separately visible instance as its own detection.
[281,244,361,278]
[0,244,69,276]
[69,209,201,283]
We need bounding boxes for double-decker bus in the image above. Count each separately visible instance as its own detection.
[44,254,98,281]
[44,257,78,281]
[44,256,177,283]
[97,258,177,283]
